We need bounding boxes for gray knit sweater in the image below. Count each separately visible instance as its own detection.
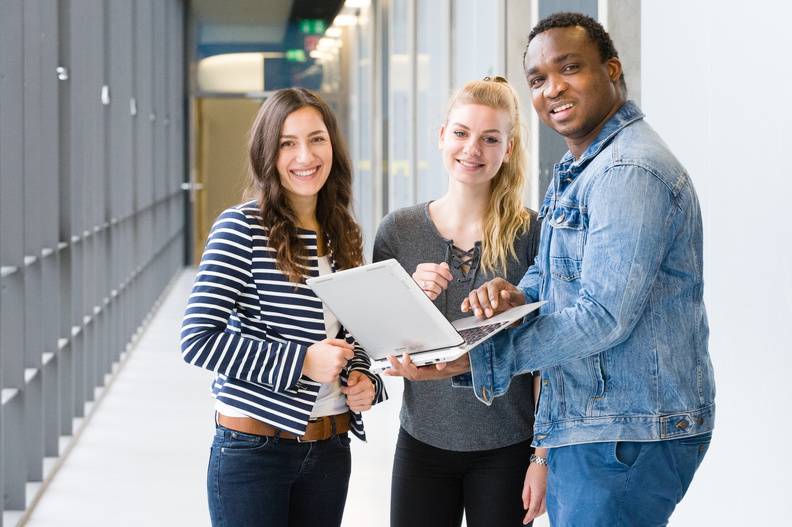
[373,202,541,451]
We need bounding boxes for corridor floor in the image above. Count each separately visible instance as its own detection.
[13,268,548,527]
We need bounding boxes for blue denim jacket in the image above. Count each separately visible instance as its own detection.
[468,102,715,448]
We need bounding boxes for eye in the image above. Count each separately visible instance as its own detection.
[453,130,467,138]
[311,135,327,143]
[483,136,500,144]
[563,64,579,73]
[279,140,294,148]
[528,76,544,89]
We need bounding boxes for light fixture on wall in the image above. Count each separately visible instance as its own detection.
[332,14,357,26]
[196,52,284,94]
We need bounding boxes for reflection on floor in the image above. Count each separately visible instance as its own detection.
[15,268,548,527]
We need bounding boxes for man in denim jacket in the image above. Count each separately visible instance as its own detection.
[459,12,715,526]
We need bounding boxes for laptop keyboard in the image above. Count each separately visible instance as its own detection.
[458,321,506,346]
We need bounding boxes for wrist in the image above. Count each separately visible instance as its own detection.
[530,453,548,467]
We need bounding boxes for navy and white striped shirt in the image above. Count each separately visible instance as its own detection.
[181,201,386,439]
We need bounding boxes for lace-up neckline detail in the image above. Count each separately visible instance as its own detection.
[445,242,481,285]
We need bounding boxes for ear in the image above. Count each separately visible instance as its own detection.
[606,57,623,83]
[438,125,446,150]
[502,137,515,163]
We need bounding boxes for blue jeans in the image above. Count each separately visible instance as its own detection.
[207,424,352,527]
[391,427,534,527]
[546,433,712,526]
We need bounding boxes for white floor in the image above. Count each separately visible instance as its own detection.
[13,268,549,527]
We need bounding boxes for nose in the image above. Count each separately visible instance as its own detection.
[296,143,311,163]
[463,138,481,156]
[544,75,568,99]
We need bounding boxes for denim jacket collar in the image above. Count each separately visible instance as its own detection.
[563,100,645,171]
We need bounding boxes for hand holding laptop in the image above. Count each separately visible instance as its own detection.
[306,260,545,374]
[383,350,471,380]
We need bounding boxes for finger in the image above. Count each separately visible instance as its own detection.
[421,279,434,294]
[347,382,368,396]
[486,283,501,312]
[384,355,403,376]
[420,263,452,281]
[326,338,354,349]
[472,290,492,317]
[501,288,514,306]
[437,263,453,281]
[346,370,365,386]
[501,288,525,308]
[466,290,484,317]
[385,354,410,377]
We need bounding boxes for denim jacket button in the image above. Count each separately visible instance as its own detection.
[676,419,689,429]
[697,417,705,425]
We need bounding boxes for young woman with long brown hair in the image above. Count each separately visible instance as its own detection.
[181,87,386,527]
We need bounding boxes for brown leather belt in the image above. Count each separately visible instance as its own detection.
[217,412,351,442]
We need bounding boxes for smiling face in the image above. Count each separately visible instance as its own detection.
[276,106,332,207]
[439,103,514,190]
[524,26,625,158]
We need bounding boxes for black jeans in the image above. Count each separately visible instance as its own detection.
[390,427,533,527]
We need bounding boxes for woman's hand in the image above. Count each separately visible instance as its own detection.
[413,262,454,300]
[384,352,471,380]
[341,370,376,412]
[302,339,354,383]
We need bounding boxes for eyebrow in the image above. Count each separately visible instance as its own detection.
[279,130,328,139]
[526,52,581,77]
[450,122,503,135]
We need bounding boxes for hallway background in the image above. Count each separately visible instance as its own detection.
[1,1,789,525]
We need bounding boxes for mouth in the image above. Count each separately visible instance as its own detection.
[291,166,319,177]
[550,102,574,115]
[457,159,484,168]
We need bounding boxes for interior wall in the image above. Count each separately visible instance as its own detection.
[641,1,792,524]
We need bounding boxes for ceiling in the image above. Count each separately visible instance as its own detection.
[188,0,346,47]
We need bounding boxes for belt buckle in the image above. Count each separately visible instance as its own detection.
[298,415,328,443]
[299,415,335,442]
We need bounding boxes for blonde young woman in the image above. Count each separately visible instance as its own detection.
[181,88,386,527]
[373,77,547,526]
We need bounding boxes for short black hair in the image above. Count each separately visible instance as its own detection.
[525,12,626,90]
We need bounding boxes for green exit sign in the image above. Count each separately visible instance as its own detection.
[285,49,307,62]
[299,19,326,34]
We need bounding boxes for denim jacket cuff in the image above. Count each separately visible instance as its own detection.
[450,372,472,387]
[469,340,496,405]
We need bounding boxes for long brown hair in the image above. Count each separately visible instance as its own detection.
[244,88,363,283]
[444,77,531,273]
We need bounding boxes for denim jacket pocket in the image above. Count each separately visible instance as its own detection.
[547,203,583,230]
[546,203,586,272]
[550,257,582,282]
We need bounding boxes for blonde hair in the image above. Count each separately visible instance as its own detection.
[444,76,531,274]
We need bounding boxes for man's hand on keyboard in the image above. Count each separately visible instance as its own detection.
[461,277,525,318]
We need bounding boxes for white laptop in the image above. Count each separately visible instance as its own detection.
[306,259,545,373]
